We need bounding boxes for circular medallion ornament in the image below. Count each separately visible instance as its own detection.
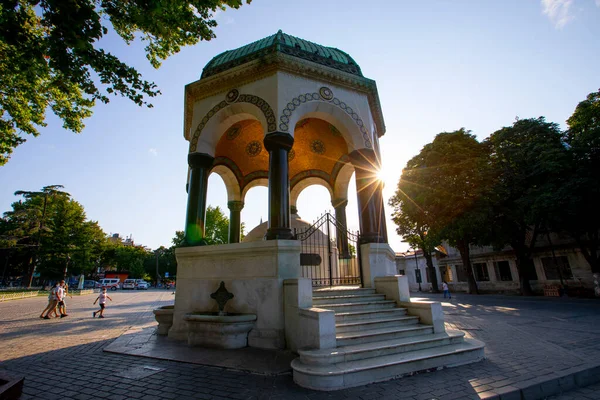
[246,140,262,157]
[226,89,239,103]
[319,87,333,100]
[288,149,296,162]
[310,139,326,155]
[226,126,240,140]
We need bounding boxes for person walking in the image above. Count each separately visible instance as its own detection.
[57,280,71,317]
[442,281,452,299]
[93,288,112,318]
[41,282,60,319]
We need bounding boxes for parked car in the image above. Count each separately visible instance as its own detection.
[136,281,149,290]
[83,280,97,289]
[122,279,137,290]
[98,278,121,291]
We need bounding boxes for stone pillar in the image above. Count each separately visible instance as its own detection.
[264,132,294,240]
[349,149,387,244]
[184,152,214,246]
[227,201,244,243]
[332,198,350,257]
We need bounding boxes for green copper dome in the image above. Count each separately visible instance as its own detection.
[201,30,363,78]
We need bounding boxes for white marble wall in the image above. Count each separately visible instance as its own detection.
[169,240,301,350]
[361,243,396,288]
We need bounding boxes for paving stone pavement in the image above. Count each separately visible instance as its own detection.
[547,380,600,399]
[0,290,599,400]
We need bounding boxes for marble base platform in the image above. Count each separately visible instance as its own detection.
[104,326,295,375]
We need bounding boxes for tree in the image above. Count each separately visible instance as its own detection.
[486,117,569,295]
[2,185,106,282]
[561,89,600,274]
[392,129,492,294]
[204,205,229,244]
[389,187,441,293]
[0,0,251,165]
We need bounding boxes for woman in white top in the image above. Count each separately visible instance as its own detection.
[40,282,60,319]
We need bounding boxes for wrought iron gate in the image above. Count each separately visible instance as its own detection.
[294,212,362,287]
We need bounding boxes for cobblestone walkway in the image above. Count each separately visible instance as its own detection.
[0,291,598,399]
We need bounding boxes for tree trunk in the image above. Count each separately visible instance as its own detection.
[423,250,440,293]
[456,239,478,294]
[575,232,600,274]
[511,241,534,296]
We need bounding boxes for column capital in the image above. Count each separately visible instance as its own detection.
[227,200,244,212]
[264,132,294,152]
[348,148,381,170]
[188,152,214,169]
[332,198,348,209]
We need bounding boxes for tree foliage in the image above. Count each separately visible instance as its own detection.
[561,89,600,273]
[389,181,441,293]
[486,117,569,295]
[391,129,491,294]
[204,205,229,245]
[1,185,106,281]
[0,0,250,165]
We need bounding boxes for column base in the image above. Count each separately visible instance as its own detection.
[266,227,294,240]
[359,233,386,244]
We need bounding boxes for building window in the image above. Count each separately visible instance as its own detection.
[455,265,467,282]
[398,269,405,275]
[473,263,489,281]
[494,261,513,281]
[441,266,453,282]
[541,256,573,280]
[425,267,430,283]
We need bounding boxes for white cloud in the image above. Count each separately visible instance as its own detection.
[541,0,575,28]
[149,148,158,156]
[213,8,235,25]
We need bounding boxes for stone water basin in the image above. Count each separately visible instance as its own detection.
[153,305,174,335]
[184,312,257,349]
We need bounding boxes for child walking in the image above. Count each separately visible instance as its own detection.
[442,281,452,299]
[93,288,112,318]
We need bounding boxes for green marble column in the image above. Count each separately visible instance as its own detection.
[227,200,244,243]
[264,132,294,240]
[185,153,214,246]
[333,198,350,257]
[349,149,387,244]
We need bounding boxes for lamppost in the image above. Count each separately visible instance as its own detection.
[155,248,163,287]
[410,247,422,292]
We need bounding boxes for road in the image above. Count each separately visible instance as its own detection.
[0,289,599,399]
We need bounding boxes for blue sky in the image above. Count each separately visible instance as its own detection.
[1,0,599,252]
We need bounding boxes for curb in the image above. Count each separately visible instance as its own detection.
[478,363,600,399]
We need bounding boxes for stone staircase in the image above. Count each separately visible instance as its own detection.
[291,287,484,391]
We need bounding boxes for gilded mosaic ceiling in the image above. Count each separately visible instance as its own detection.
[214,118,349,185]
[289,118,348,179]
[215,119,269,177]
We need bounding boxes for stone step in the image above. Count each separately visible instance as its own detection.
[336,315,420,333]
[291,338,485,391]
[336,325,434,347]
[313,294,386,305]
[298,330,467,365]
[335,308,408,323]
[313,288,376,298]
[316,300,397,314]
